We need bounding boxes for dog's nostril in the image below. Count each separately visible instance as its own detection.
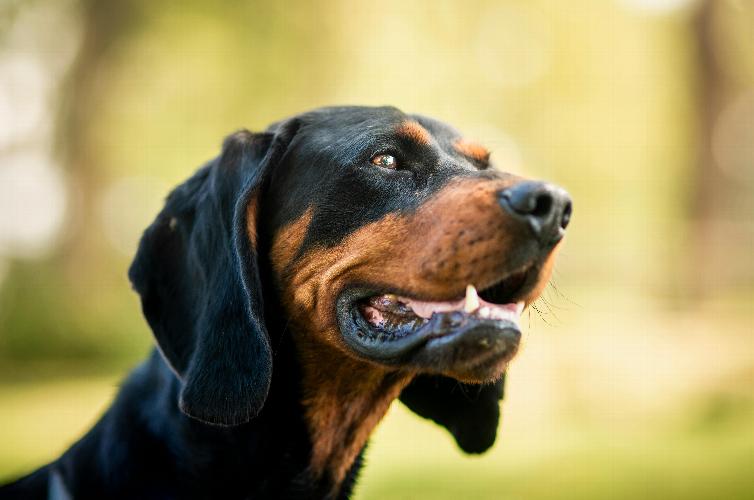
[530,193,553,218]
[560,200,572,230]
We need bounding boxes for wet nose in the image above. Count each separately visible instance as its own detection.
[498,181,572,244]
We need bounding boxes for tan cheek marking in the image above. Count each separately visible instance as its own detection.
[270,206,314,273]
[454,138,490,164]
[396,120,432,146]
[271,211,410,346]
[273,178,521,349]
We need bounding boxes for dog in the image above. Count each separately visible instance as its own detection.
[0,106,571,499]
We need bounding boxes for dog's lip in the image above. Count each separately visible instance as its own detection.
[343,300,521,364]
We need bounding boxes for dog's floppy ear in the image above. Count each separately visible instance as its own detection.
[128,120,299,426]
[399,374,506,454]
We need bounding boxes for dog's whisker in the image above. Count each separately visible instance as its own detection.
[529,302,556,327]
[548,278,580,307]
[539,296,562,324]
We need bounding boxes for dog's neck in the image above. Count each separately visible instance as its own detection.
[46,345,411,499]
[297,339,413,492]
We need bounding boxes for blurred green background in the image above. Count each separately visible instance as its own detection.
[1,0,753,498]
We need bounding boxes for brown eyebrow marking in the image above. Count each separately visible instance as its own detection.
[396,120,432,145]
[454,138,491,164]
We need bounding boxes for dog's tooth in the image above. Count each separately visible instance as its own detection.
[479,306,490,318]
[464,284,480,313]
[516,301,525,315]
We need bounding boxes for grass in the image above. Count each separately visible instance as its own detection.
[0,374,121,481]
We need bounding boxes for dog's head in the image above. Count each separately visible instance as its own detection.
[129,106,571,451]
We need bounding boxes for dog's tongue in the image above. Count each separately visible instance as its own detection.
[369,285,524,325]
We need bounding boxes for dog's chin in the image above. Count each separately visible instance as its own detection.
[336,263,540,381]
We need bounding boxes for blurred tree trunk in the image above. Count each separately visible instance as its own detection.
[57,0,142,282]
[689,0,720,297]
[0,0,143,361]
[688,0,754,298]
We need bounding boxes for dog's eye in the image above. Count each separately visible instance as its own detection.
[371,154,397,169]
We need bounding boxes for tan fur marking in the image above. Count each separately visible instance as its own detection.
[454,138,490,163]
[396,120,432,145]
[270,207,314,275]
[245,190,261,248]
[271,178,522,340]
[299,345,412,488]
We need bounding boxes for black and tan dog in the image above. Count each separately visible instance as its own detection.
[0,106,571,499]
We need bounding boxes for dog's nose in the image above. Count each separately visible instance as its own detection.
[498,181,572,244]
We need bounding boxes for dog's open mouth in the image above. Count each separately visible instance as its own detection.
[338,266,533,368]
[357,282,524,343]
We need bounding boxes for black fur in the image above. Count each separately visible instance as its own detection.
[399,375,505,454]
[0,107,507,499]
[129,122,299,426]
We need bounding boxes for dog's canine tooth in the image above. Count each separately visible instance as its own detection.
[516,301,525,315]
[464,284,480,313]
